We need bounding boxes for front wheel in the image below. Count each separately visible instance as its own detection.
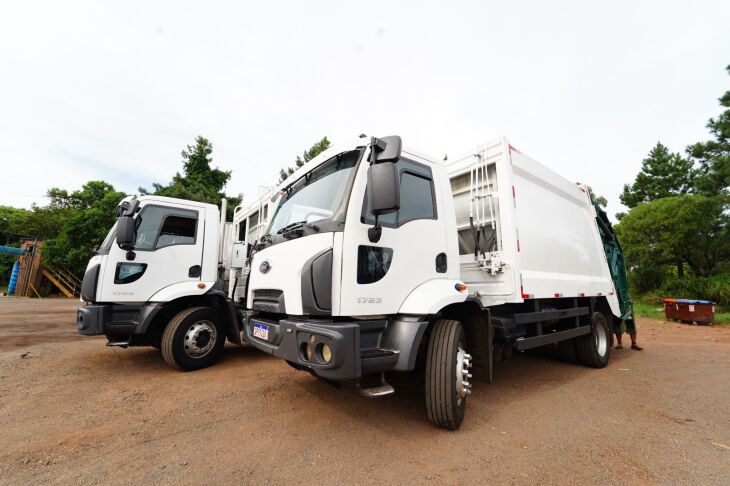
[575,312,611,368]
[161,307,226,371]
[425,319,472,430]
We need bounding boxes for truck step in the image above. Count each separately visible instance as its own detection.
[360,348,400,374]
[361,348,397,360]
[106,339,130,348]
[357,382,395,398]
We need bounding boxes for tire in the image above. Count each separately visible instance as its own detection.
[575,312,611,368]
[161,307,226,371]
[557,338,578,363]
[425,319,471,430]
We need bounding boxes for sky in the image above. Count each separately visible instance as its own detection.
[1,0,728,221]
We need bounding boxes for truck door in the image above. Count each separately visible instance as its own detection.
[339,157,447,316]
[97,203,205,303]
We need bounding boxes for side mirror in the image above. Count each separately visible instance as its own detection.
[366,162,400,243]
[116,216,136,250]
[367,162,400,216]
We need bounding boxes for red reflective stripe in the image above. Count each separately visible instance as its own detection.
[521,285,530,299]
[579,292,586,297]
[554,293,561,298]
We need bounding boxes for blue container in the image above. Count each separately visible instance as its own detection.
[8,260,20,296]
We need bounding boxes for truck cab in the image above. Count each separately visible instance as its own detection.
[77,195,241,370]
[243,135,629,429]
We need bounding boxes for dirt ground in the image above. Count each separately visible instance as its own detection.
[0,298,728,485]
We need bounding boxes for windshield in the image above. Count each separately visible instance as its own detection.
[97,222,118,254]
[266,150,361,236]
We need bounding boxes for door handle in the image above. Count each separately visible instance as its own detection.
[436,253,447,273]
[188,265,201,278]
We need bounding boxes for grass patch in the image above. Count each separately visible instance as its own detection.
[633,299,730,326]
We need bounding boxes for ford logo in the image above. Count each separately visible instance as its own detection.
[259,261,271,274]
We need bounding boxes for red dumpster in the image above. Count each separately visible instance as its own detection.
[664,299,715,325]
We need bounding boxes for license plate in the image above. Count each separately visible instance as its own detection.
[252,322,269,340]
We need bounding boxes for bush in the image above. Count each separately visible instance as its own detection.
[636,273,730,308]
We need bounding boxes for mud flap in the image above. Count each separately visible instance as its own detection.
[465,309,494,384]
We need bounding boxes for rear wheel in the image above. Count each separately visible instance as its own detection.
[425,319,472,430]
[575,312,611,368]
[161,307,225,371]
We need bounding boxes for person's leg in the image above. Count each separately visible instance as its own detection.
[615,333,623,349]
[629,333,643,351]
[625,318,643,351]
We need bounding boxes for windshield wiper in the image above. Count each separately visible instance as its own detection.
[276,220,320,239]
[276,220,320,235]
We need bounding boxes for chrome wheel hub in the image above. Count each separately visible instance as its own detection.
[456,346,473,404]
[184,320,217,358]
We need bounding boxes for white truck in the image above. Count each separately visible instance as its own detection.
[240,135,633,429]
[77,134,633,429]
[76,191,277,371]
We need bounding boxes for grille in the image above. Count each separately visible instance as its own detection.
[253,289,283,299]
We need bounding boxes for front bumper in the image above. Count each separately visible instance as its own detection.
[242,311,428,381]
[76,303,162,337]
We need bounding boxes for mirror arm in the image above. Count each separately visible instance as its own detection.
[368,214,382,243]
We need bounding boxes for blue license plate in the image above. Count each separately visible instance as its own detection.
[252,322,269,340]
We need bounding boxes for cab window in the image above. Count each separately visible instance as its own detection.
[362,158,437,227]
[133,206,198,250]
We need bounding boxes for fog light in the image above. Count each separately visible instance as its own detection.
[300,342,313,362]
[320,343,332,364]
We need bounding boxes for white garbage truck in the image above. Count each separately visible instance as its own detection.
[240,135,633,429]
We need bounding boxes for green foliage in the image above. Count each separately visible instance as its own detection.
[141,136,241,218]
[576,183,607,207]
[0,182,125,284]
[633,273,730,311]
[44,183,126,276]
[687,64,730,196]
[0,206,32,243]
[279,136,331,183]
[616,195,730,278]
[620,142,694,209]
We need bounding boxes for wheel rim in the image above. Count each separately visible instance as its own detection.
[184,320,217,358]
[455,345,473,405]
[594,323,608,357]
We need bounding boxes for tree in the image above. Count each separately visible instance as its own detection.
[279,136,331,182]
[620,142,694,209]
[141,136,241,218]
[615,195,730,279]
[44,183,125,276]
[47,181,117,210]
[576,183,607,207]
[687,64,730,196]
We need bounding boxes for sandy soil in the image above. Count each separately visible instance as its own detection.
[0,298,728,485]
